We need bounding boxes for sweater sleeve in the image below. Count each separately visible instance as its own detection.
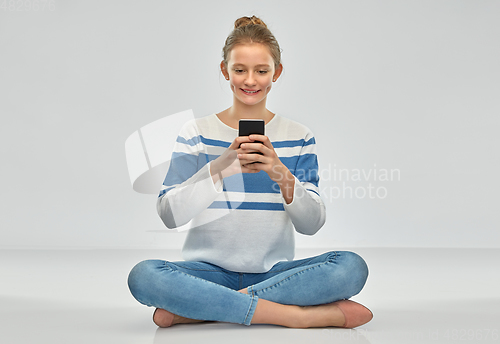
[156,120,222,230]
[282,132,326,235]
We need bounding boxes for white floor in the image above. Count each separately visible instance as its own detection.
[1,248,499,344]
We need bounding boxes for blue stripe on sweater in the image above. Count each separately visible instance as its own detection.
[177,135,229,148]
[160,152,201,188]
[177,135,201,146]
[177,135,315,149]
[158,186,175,197]
[307,189,320,197]
[279,154,319,188]
[161,133,320,196]
[223,171,280,194]
[272,137,315,148]
[161,152,320,189]
[209,201,284,211]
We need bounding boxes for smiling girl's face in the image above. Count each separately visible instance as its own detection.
[222,43,281,107]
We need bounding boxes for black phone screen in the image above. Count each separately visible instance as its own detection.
[238,119,265,157]
[238,119,265,141]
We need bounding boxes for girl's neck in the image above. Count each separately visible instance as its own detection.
[218,97,274,129]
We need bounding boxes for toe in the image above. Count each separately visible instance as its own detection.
[153,308,175,328]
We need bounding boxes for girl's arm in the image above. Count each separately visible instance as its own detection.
[157,123,257,229]
[157,162,223,229]
[279,132,326,235]
[156,121,223,229]
[281,174,326,236]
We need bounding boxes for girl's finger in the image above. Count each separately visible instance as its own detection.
[238,145,265,155]
[248,134,273,149]
[241,166,260,173]
[230,136,254,150]
[236,153,254,164]
[238,152,265,163]
[242,163,262,172]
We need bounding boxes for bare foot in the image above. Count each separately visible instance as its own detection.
[238,288,343,328]
[300,300,373,329]
[153,308,205,327]
[299,302,346,328]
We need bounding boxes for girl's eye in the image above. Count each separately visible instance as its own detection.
[234,69,244,73]
[258,70,268,74]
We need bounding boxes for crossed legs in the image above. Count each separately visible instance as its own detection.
[129,251,371,328]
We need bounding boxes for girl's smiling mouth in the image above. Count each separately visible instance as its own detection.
[241,89,260,95]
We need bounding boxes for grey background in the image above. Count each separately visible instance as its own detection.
[1,0,498,249]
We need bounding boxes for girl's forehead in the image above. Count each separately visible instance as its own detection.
[228,44,273,66]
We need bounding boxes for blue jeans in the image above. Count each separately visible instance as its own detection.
[128,250,368,326]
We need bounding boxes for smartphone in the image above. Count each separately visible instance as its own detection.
[238,119,264,139]
[238,119,265,158]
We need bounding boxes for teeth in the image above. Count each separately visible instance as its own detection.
[244,90,258,93]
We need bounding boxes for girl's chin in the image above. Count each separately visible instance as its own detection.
[235,97,265,106]
[233,92,268,106]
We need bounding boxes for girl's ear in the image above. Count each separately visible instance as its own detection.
[273,64,283,82]
[220,61,229,80]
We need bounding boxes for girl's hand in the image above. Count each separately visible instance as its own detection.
[210,134,295,203]
[236,135,277,179]
[209,135,257,179]
[237,134,295,186]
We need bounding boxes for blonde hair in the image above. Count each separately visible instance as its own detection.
[222,16,281,69]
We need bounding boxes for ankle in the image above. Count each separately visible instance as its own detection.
[288,305,310,329]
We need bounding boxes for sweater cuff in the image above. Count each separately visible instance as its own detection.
[282,176,301,208]
[282,175,325,235]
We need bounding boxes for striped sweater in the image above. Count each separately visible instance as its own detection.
[157,113,326,273]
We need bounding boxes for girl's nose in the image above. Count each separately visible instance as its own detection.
[245,72,256,86]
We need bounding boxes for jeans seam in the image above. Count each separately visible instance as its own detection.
[265,257,318,273]
[251,254,338,294]
[252,264,325,293]
[243,294,258,326]
[167,262,229,272]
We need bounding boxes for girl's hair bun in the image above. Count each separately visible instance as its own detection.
[223,15,281,69]
[234,15,267,29]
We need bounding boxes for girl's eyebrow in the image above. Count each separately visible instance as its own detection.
[232,63,271,68]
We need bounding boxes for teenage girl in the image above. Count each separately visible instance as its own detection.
[128,15,373,329]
